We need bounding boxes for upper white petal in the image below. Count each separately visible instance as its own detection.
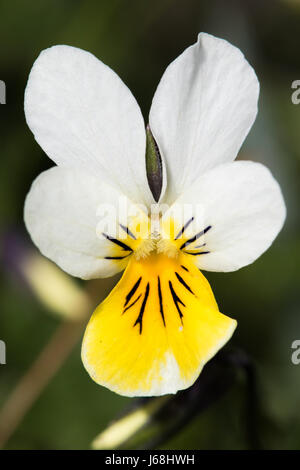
[24,45,153,207]
[149,33,259,204]
[24,166,142,280]
[167,161,286,272]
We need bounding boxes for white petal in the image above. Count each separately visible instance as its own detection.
[24,167,145,279]
[167,161,286,272]
[25,45,153,207]
[149,33,259,204]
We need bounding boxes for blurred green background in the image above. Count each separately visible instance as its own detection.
[0,0,299,450]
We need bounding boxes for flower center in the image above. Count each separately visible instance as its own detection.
[101,214,211,263]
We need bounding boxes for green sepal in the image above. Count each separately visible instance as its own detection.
[145,125,162,202]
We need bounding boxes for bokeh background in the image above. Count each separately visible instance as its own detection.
[0,0,299,450]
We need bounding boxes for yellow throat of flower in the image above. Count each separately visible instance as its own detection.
[82,222,237,396]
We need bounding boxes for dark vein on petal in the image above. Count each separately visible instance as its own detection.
[119,224,137,240]
[169,280,184,324]
[134,283,150,334]
[174,217,194,240]
[185,251,210,256]
[157,276,166,327]
[175,272,194,295]
[194,242,206,249]
[180,225,212,250]
[124,277,142,307]
[123,294,142,314]
[102,233,133,252]
[181,265,189,272]
[105,254,131,260]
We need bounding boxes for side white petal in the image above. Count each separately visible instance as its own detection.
[25,45,153,206]
[24,167,141,279]
[149,33,259,204]
[169,161,286,272]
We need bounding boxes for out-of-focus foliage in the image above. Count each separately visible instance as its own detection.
[0,0,299,449]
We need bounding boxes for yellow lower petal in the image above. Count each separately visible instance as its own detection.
[81,253,237,397]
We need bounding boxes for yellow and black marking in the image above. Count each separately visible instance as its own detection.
[168,280,185,324]
[119,223,137,240]
[102,232,133,260]
[123,294,142,314]
[121,264,197,333]
[133,283,150,334]
[101,211,151,261]
[162,216,213,258]
[157,276,165,327]
[124,277,142,307]
[82,251,237,396]
[175,271,195,295]
[180,225,212,254]
[174,216,195,240]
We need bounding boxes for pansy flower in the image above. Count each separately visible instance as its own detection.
[24,33,286,396]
